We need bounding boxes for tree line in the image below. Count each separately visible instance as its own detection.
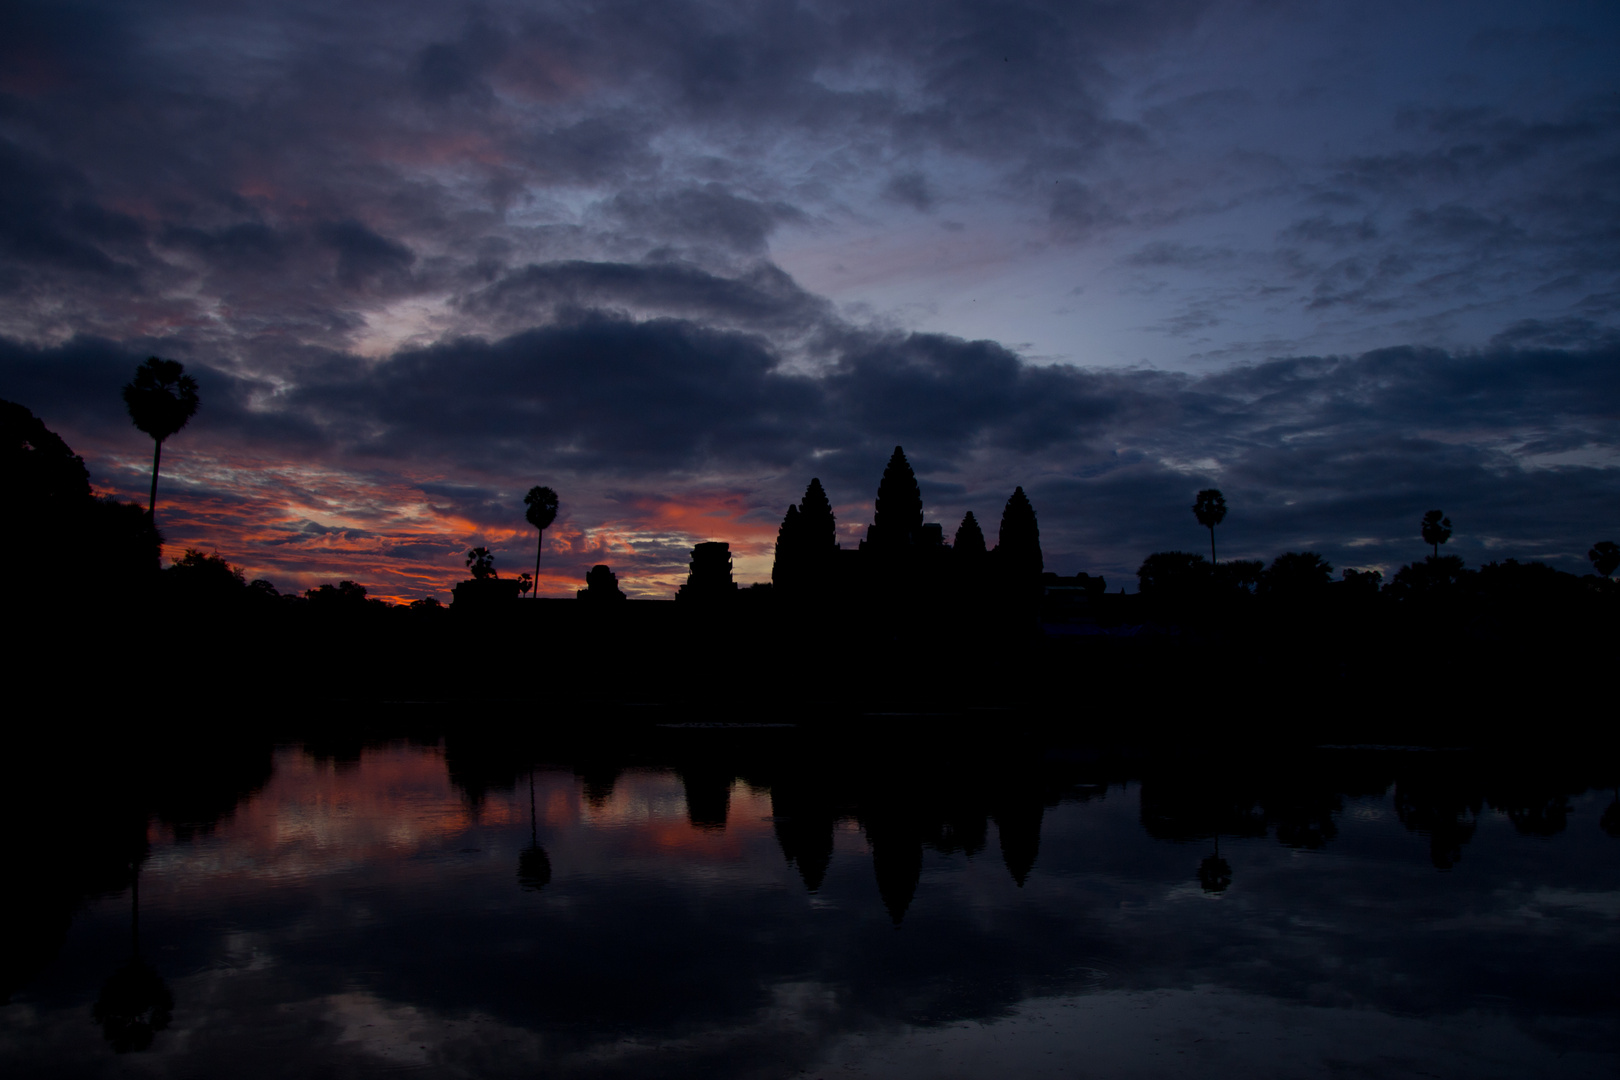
[1137,487,1618,609]
[4,354,1616,617]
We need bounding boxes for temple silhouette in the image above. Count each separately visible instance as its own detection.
[5,394,1618,723]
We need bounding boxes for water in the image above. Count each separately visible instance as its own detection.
[3,734,1616,1077]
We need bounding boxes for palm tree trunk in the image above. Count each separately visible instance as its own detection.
[131,864,141,959]
[1208,524,1217,564]
[147,438,164,519]
[533,529,544,598]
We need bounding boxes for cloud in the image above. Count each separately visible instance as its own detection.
[10,286,1615,597]
[882,172,934,212]
[1277,216,1378,247]
[459,259,831,337]
[607,185,806,255]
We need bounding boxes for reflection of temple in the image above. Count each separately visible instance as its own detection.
[679,767,733,830]
[769,779,838,893]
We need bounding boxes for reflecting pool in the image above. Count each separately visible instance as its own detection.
[3,732,1616,1078]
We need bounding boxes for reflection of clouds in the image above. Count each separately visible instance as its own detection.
[801,987,1614,1079]
[324,991,551,1069]
[11,749,1617,1078]
[575,768,688,827]
[1524,888,1620,919]
[579,774,774,851]
[146,744,514,888]
[149,749,797,899]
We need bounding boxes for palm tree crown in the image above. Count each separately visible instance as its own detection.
[524,485,560,597]
[1420,510,1452,557]
[524,486,559,532]
[123,358,199,444]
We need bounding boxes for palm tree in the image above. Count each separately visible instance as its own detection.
[518,766,552,890]
[1193,489,1226,563]
[122,357,200,525]
[524,486,559,598]
[1421,510,1452,558]
[1588,541,1619,579]
[465,546,496,580]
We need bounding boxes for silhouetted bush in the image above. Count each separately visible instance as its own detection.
[1137,551,1211,598]
[165,549,246,606]
[1259,551,1333,599]
[1213,558,1264,594]
[1590,541,1619,579]
[306,580,376,610]
[3,398,160,604]
[1387,555,1468,601]
[1340,567,1384,595]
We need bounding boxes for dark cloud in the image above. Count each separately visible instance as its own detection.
[1277,216,1378,247]
[523,115,658,187]
[1124,242,1235,270]
[0,138,143,284]
[315,220,418,292]
[1049,179,1119,238]
[1488,317,1620,350]
[409,19,506,107]
[1406,205,1522,247]
[607,185,805,254]
[457,259,832,336]
[882,172,934,212]
[288,312,823,473]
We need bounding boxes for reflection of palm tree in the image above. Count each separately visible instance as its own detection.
[1198,835,1232,894]
[1602,788,1620,840]
[93,862,173,1053]
[122,357,200,525]
[518,768,551,890]
[524,486,559,598]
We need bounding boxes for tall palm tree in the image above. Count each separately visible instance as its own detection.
[1421,510,1452,558]
[524,485,559,597]
[1193,489,1226,563]
[122,357,199,525]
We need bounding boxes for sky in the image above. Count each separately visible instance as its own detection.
[2,0,1618,600]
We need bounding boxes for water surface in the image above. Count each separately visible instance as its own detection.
[3,735,1616,1078]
